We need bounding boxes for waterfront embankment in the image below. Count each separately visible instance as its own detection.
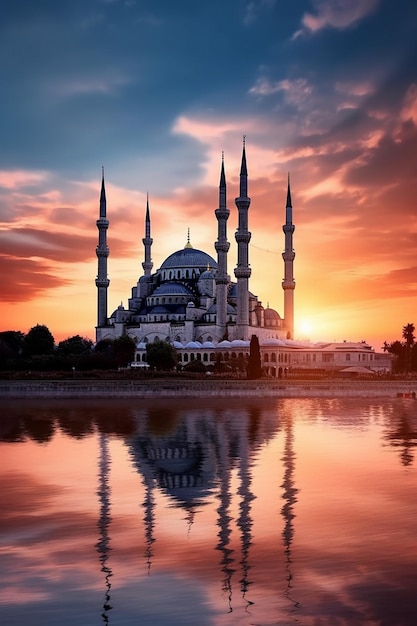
[0,378,416,399]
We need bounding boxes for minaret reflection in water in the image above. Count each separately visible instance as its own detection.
[215,419,235,612]
[237,411,256,608]
[96,432,113,624]
[281,410,300,617]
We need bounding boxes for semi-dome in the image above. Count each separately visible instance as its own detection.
[161,247,217,270]
[206,303,236,315]
[152,283,193,296]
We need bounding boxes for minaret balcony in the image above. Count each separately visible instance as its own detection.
[95,278,110,288]
[96,218,109,229]
[235,231,252,244]
[215,208,230,221]
[282,280,295,290]
[234,267,252,279]
[282,250,295,261]
[96,246,110,257]
[235,198,251,210]
[215,241,230,253]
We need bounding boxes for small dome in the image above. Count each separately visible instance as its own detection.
[206,303,236,315]
[201,341,215,348]
[172,341,184,349]
[199,269,215,280]
[230,339,249,348]
[217,340,231,348]
[184,341,202,349]
[261,338,285,347]
[264,307,281,320]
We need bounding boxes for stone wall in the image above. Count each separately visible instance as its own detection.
[0,379,415,399]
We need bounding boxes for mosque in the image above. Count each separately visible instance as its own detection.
[95,141,389,374]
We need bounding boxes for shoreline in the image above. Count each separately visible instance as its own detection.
[0,378,416,399]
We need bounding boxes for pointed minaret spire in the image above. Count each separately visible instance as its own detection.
[234,137,252,339]
[215,151,231,336]
[239,136,248,198]
[99,166,106,218]
[142,193,153,278]
[282,173,295,339]
[286,173,292,212]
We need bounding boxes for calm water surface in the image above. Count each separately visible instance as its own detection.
[1,396,416,626]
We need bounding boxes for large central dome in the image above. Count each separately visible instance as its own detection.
[161,247,217,270]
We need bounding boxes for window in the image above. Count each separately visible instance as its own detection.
[346,354,351,361]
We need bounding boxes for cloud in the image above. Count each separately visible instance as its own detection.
[249,77,313,106]
[0,257,69,302]
[295,0,380,37]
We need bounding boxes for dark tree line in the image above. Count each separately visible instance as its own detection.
[0,324,136,371]
[383,323,417,373]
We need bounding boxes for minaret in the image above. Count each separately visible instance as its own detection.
[234,138,252,340]
[282,174,295,339]
[214,153,230,338]
[142,194,153,277]
[96,168,110,329]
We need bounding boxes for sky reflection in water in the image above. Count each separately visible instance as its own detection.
[0,397,416,626]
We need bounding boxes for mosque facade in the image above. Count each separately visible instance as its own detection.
[96,142,295,347]
[95,142,390,374]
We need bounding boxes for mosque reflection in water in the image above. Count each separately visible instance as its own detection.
[1,397,417,625]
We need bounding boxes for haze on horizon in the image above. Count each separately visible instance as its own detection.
[1,0,416,351]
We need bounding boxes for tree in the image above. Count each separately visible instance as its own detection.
[113,335,136,367]
[384,323,417,373]
[146,340,177,371]
[402,323,415,347]
[247,334,262,379]
[57,335,93,357]
[22,324,55,357]
[0,331,24,368]
[0,331,24,356]
[183,359,206,373]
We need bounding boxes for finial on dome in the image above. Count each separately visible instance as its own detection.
[185,227,193,249]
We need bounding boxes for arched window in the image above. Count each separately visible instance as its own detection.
[184,353,188,362]
[203,353,208,362]
[271,353,276,363]
[264,353,269,362]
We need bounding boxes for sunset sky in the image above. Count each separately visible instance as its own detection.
[1,0,417,350]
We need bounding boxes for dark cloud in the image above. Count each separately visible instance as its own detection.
[0,256,68,302]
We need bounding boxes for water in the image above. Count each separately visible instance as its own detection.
[1,396,416,626]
